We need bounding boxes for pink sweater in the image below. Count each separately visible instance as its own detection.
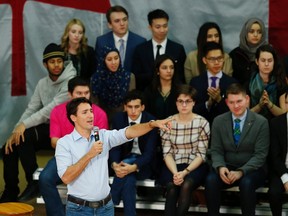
[50,102,108,138]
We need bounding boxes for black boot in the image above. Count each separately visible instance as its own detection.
[18,181,39,202]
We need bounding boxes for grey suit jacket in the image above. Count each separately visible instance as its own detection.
[211,109,269,175]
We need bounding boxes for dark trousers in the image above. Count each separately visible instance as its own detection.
[111,164,152,216]
[205,167,266,216]
[2,124,51,197]
[268,175,286,216]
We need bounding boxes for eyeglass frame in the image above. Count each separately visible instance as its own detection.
[176,99,194,106]
[205,56,224,63]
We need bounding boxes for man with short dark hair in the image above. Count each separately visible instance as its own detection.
[133,9,186,90]
[0,43,76,202]
[39,76,108,216]
[95,5,146,72]
[55,97,171,215]
[205,83,269,216]
[110,90,157,216]
[190,42,237,124]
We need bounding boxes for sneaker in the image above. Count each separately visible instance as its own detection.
[18,181,39,202]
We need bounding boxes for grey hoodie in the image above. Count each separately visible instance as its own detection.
[17,61,76,129]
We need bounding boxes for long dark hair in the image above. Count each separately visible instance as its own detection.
[151,54,179,92]
[197,22,223,74]
[255,44,286,89]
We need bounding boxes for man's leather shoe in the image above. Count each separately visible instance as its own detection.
[0,190,18,203]
[18,181,39,202]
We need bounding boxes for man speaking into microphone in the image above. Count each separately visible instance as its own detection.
[55,97,172,216]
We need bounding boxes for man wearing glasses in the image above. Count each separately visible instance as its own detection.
[189,42,237,124]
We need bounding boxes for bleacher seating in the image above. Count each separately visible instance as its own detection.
[33,168,288,215]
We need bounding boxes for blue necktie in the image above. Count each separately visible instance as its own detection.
[210,76,218,88]
[233,118,241,145]
[119,39,125,66]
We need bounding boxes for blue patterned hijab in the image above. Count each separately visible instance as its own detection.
[91,46,130,108]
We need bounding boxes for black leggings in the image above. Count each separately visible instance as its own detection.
[164,178,197,216]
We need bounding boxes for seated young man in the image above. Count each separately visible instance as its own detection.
[110,90,158,216]
[268,91,288,216]
[205,83,269,216]
[0,43,76,202]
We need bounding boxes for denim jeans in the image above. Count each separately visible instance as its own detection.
[66,199,114,216]
[39,157,65,216]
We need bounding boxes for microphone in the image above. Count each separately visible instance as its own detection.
[93,126,100,142]
[93,126,101,154]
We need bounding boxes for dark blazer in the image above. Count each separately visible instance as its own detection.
[109,111,157,170]
[95,31,146,72]
[211,109,269,175]
[189,72,238,124]
[269,113,288,177]
[132,39,186,91]
[229,47,257,84]
[62,45,95,81]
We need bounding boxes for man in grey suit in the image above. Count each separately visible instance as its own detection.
[205,83,269,216]
[95,5,146,72]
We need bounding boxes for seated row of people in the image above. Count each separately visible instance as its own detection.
[63,4,275,96]
[1,35,287,216]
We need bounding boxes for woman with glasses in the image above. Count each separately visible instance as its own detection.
[230,18,267,84]
[248,44,286,120]
[159,84,210,216]
[184,22,232,84]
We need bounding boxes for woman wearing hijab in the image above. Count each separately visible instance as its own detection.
[91,46,135,125]
[230,18,267,84]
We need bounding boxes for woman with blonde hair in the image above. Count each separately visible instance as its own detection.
[61,18,95,80]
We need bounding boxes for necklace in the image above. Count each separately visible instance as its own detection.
[160,89,170,101]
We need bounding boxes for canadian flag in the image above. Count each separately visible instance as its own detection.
[0,0,287,146]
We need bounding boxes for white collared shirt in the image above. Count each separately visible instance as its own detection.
[232,109,247,133]
[113,32,129,52]
[128,113,142,155]
[152,38,167,59]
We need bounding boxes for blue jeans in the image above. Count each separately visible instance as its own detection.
[205,167,266,216]
[39,157,65,216]
[66,199,114,216]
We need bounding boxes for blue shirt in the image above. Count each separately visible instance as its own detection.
[232,109,247,132]
[55,127,130,201]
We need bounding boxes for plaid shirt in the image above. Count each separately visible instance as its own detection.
[161,115,210,164]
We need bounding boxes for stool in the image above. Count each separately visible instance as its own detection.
[0,202,34,216]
